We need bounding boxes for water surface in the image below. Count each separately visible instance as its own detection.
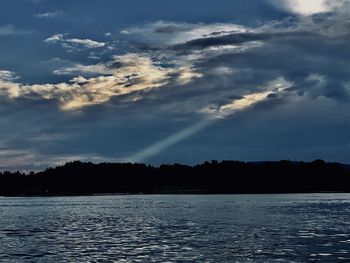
[1,194,350,262]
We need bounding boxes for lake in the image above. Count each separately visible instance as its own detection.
[1,194,350,262]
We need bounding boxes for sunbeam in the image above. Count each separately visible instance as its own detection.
[127,78,292,163]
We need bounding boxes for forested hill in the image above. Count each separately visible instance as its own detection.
[1,160,350,196]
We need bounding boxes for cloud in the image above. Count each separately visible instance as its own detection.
[0,54,201,110]
[0,24,15,35]
[0,70,19,81]
[267,0,347,15]
[211,78,293,117]
[34,10,64,18]
[67,38,106,48]
[113,10,350,162]
[0,148,38,170]
[121,21,249,46]
[45,34,106,51]
[0,24,29,36]
[53,63,111,76]
[34,13,350,115]
[173,32,268,52]
[45,34,63,42]
[145,13,350,101]
[0,146,121,171]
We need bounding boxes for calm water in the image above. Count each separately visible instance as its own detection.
[1,194,350,262]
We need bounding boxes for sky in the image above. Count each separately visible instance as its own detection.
[1,0,350,170]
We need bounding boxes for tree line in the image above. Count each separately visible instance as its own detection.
[0,160,350,196]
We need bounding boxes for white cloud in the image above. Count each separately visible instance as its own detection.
[268,0,347,15]
[0,70,19,81]
[0,54,201,110]
[45,34,106,50]
[66,38,106,48]
[199,78,293,118]
[34,10,63,18]
[53,63,110,76]
[216,78,293,117]
[45,33,64,42]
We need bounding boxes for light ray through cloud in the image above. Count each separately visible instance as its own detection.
[127,78,292,163]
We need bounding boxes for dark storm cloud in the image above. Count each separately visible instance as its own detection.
[150,14,349,104]
[174,32,272,49]
[196,32,350,103]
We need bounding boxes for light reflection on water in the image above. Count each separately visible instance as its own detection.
[1,194,350,262]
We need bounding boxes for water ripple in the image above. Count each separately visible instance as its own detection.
[1,194,350,262]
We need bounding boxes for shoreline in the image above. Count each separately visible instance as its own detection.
[1,191,348,198]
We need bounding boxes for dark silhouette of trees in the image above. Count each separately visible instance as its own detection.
[0,160,350,196]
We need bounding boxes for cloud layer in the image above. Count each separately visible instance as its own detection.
[0,54,201,110]
[1,0,350,169]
